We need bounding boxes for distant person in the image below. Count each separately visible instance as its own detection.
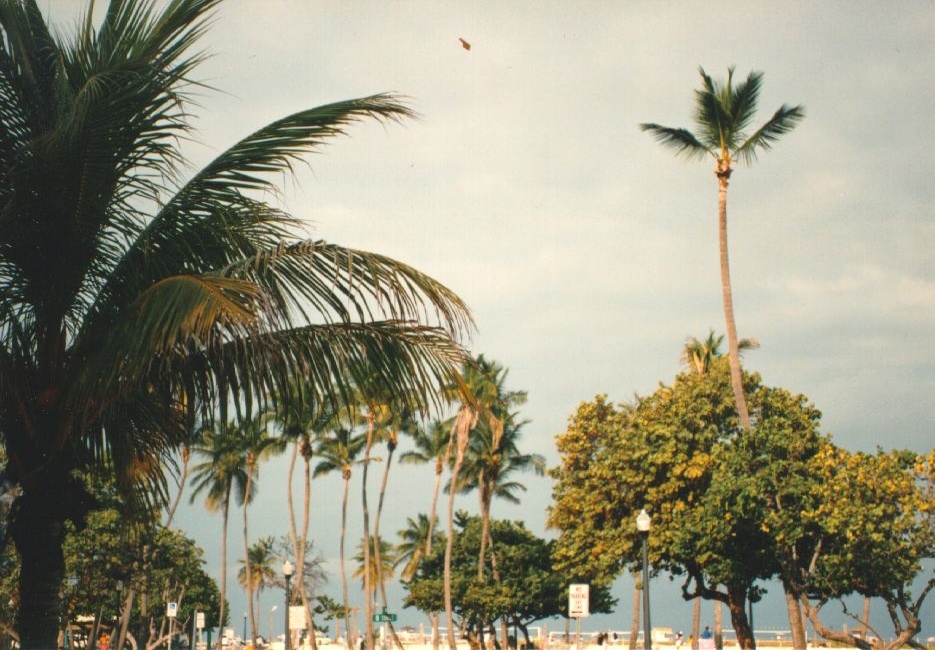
[675,631,684,648]
[701,627,712,640]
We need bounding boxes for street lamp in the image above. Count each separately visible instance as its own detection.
[283,560,295,650]
[636,509,652,650]
[243,612,247,647]
[270,605,278,644]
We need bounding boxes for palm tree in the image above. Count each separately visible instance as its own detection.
[681,329,759,375]
[640,67,804,431]
[189,422,251,641]
[399,420,450,648]
[353,535,397,611]
[239,414,285,646]
[0,1,470,645]
[395,513,442,582]
[456,415,544,650]
[456,356,529,583]
[238,537,279,642]
[314,424,367,646]
[276,383,338,648]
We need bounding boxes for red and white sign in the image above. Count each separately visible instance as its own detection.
[568,584,589,618]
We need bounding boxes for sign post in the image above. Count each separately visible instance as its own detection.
[568,585,589,650]
[166,602,178,650]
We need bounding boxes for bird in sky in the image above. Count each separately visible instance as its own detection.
[459,37,471,51]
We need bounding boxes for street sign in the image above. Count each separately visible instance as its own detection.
[196,612,205,630]
[568,584,589,618]
[289,605,307,630]
[167,602,178,618]
[372,612,397,623]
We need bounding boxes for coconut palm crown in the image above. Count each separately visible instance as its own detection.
[0,0,471,645]
[640,67,803,430]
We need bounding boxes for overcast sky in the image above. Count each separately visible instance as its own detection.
[48,0,935,641]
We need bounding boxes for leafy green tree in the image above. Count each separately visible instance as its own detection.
[795,446,934,650]
[0,0,470,645]
[406,516,612,648]
[641,68,804,431]
[549,359,787,649]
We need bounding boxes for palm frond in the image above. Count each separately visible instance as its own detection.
[638,123,711,161]
[735,103,805,165]
[728,69,764,138]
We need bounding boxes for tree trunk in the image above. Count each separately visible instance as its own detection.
[784,589,807,650]
[243,471,258,646]
[428,457,444,650]
[340,475,353,647]
[713,595,723,650]
[691,596,700,650]
[362,417,375,650]
[12,484,67,649]
[725,586,754,650]
[217,492,231,648]
[716,169,751,431]
[445,408,474,650]
[629,577,639,650]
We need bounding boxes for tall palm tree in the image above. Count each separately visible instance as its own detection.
[456,355,529,582]
[399,420,450,648]
[189,422,251,641]
[238,536,279,642]
[0,1,470,645]
[641,67,804,431]
[276,382,338,648]
[239,414,285,646]
[314,424,367,646]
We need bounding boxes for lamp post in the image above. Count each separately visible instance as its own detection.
[283,560,295,650]
[636,509,652,650]
[243,613,247,647]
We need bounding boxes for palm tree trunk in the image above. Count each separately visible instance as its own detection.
[362,417,375,650]
[477,488,491,582]
[444,408,475,650]
[629,577,639,650]
[717,171,751,430]
[428,458,444,650]
[12,482,67,649]
[287,443,318,650]
[243,472,258,646]
[374,440,405,650]
[340,476,353,647]
[217,492,231,648]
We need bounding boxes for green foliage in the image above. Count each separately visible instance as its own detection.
[548,356,934,646]
[405,515,612,639]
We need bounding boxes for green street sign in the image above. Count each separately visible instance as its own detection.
[372,612,397,623]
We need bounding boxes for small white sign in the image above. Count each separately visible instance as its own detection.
[289,605,307,630]
[196,611,205,629]
[568,584,589,618]
[167,602,178,618]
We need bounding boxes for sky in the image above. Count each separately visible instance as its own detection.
[46,0,935,643]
